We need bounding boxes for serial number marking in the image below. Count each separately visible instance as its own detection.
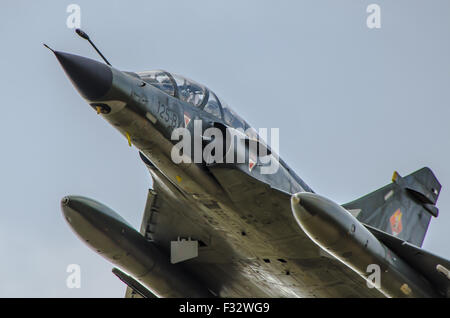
[157,100,179,129]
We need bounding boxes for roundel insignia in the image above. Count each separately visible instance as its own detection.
[248,141,258,172]
[249,159,256,172]
[184,112,191,127]
[389,209,403,236]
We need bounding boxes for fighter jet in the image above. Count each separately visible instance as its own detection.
[50,29,449,298]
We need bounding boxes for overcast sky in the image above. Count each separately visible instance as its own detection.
[1,1,449,297]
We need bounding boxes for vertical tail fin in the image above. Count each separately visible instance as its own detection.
[342,167,441,247]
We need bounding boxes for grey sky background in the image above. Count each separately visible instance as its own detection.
[0,1,449,297]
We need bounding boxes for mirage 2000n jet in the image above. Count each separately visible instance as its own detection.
[48,29,450,298]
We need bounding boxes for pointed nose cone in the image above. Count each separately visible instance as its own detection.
[54,51,112,100]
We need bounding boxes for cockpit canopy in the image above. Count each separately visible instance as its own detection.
[137,70,250,131]
[137,70,176,97]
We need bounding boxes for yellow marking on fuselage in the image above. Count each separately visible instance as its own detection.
[126,132,132,147]
[392,171,399,182]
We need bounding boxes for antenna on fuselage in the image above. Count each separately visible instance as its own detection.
[75,28,112,66]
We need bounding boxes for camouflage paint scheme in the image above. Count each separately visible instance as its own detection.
[53,50,449,298]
